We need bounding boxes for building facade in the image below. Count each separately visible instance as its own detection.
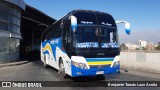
[158,42,160,46]
[0,0,25,62]
[125,43,137,51]
[146,42,155,51]
[135,40,148,48]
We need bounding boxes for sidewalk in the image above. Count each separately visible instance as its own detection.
[121,69,160,80]
[0,60,29,67]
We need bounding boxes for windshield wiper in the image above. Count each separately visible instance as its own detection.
[85,26,104,55]
[85,42,95,54]
[85,34,101,55]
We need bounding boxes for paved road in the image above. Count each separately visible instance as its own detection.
[0,61,160,90]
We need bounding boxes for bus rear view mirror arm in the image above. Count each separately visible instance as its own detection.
[116,21,131,35]
[70,15,77,32]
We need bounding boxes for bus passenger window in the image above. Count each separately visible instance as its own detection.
[63,18,71,51]
[110,32,113,43]
[65,31,71,43]
[48,22,62,39]
[45,29,52,40]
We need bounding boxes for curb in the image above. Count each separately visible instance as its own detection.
[120,69,160,80]
[0,61,29,67]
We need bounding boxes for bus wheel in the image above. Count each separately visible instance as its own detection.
[44,55,49,68]
[44,62,49,68]
[58,59,66,78]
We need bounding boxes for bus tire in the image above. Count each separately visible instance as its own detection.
[58,59,66,78]
[44,55,49,68]
[44,62,49,68]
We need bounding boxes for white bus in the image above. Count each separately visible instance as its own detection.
[41,10,131,78]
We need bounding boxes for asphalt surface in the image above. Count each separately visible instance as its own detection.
[0,61,160,90]
[0,61,29,67]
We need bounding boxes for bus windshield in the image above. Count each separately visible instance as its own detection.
[73,25,118,48]
[99,25,117,43]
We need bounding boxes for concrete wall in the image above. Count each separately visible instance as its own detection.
[120,52,160,73]
[0,52,19,62]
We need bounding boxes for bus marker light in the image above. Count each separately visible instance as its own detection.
[77,72,82,75]
[61,47,65,50]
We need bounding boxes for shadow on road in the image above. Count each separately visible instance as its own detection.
[29,61,122,82]
[70,75,106,82]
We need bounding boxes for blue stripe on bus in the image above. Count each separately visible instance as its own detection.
[86,58,114,62]
[43,50,49,55]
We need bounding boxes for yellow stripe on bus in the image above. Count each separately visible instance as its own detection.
[42,44,52,52]
[87,61,112,65]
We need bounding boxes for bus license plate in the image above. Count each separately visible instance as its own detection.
[96,71,104,74]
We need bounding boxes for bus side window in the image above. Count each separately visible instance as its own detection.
[55,22,62,38]
[63,18,71,51]
[49,21,62,39]
[45,28,52,41]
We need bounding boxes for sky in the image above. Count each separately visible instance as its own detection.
[24,0,160,44]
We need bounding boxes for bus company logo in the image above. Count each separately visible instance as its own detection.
[2,82,11,87]
[101,43,109,48]
[50,39,59,44]
[102,43,119,48]
[98,65,103,69]
[101,22,112,26]
[81,21,93,24]
[76,42,98,48]
[108,43,119,48]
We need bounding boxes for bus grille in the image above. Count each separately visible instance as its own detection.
[89,64,111,68]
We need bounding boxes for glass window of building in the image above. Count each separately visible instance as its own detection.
[0,37,8,53]
[0,22,8,31]
[8,38,16,53]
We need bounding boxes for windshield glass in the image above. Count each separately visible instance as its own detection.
[73,25,118,48]
[99,25,117,43]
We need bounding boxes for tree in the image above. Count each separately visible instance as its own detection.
[155,45,160,50]
[120,44,128,50]
[142,47,146,51]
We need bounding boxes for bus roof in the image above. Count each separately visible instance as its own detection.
[51,9,117,29]
[70,10,117,28]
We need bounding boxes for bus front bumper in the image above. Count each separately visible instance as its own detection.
[71,65,120,77]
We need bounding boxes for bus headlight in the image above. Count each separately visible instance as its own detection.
[72,61,88,69]
[112,61,120,67]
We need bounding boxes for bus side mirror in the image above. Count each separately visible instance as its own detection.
[125,23,131,35]
[70,15,77,32]
[116,21,131,35]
